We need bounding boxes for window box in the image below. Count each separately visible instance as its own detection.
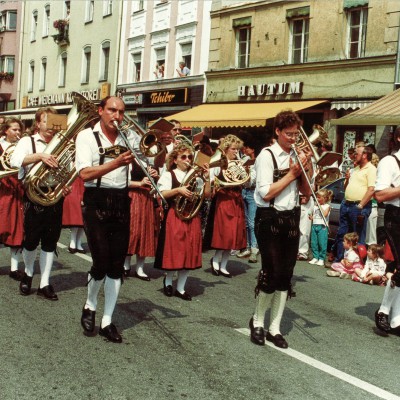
[0,72,14,82]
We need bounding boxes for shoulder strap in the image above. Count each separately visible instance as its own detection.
[93,131,104,188]
[265,148,278,207]
[392,154,400,169]
[31,136,36,154]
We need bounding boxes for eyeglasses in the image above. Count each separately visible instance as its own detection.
[179,154,193,161]
[284,131,300,139]
[172,128,182,132]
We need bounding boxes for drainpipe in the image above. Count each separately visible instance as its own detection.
[394,11,400,90]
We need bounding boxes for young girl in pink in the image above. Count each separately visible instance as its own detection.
[352,244,386,285]
[326,232,363,279]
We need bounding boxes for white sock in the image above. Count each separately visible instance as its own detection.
[269,291,288,336]
[39,250,54,288]
[76,228,85,250]
[165,271,174,287]
[85,273,103,311]
[219,250,230,274]
[177,270,189,294]
[389,288,400,328]
[22,248,37,277]
[136,256,147,277]
[213,250,222,270]
[124,255,131,271]
[379,279,399,315]
[253,291,273,328]
[101,276,121,328]
[69,227,78,248]
[10,248,20,272]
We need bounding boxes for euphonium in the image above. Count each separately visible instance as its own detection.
[24,92,99,206]
[0,143,19,179]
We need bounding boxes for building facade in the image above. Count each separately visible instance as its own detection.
[205,0,400,163]
[8,0,123,125]
[117,0,212,128]
[0,0,22,112]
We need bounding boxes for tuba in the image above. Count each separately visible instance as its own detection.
[0,143,19,179]
[24,92,99,206]
[175,149,227,220]
[295,124,341,187]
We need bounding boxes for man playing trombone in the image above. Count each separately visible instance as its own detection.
[76,96,134,343]
[249,110,312,348]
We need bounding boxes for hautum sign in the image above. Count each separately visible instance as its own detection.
[238,81,303,97]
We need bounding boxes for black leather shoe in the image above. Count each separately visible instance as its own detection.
[19,273,33,296]
[81,307,96,333]
[99,323,122,343]
[9,270,24,281]
[134,272,150,282]
[37,285,58,301]
[266,331,288,348]
[249,317,265,346]
[68,246,77,254]
[219,270,231,278]
[123,269,131,278]
[163,277,173,297]
[375,309,391,332]
[76,248,86,254]
[175,291,192,301]
[210,258,219,276]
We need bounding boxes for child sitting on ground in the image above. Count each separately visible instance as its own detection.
[352,244,386,285]
[326,232,363,279]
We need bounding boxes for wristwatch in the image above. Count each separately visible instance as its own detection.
[357,203,363,209]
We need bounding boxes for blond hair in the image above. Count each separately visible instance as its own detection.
[219,134,243,153]
[317,188,333,203]
[344,232,359,247]
[166,143,193,171]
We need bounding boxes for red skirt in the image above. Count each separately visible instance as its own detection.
[127,188,160,257]
[211,188,246,250]
[62,177,84,227]
[154,207,202,270]
[0,176,24,247]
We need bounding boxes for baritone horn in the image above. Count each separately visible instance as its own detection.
[24,92,99,206]
[0,143,19,179]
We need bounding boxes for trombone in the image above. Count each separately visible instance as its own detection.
[112,121,167,207]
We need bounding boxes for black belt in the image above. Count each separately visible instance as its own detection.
[345,200,361,205]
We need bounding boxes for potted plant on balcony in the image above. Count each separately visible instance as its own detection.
[52,19,69,45]
[0,72,14,82]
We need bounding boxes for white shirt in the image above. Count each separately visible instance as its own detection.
[158,168,187,191]
[75,121,131,189]
[10,133,48,180]
[312,203,330,225]
[375,149,400,207]
[361,256,386,277]
[344,248,360,263]
[254,142,299,211]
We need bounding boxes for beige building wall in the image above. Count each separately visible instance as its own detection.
[19,0,123,110]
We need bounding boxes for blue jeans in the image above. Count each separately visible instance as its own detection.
[311,224,328,261]
[242,188,258,249]
[333,200,371,261]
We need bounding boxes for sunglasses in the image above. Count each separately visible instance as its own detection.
[179,154,193,161]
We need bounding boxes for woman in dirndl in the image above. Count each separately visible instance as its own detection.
[0,118,25,280]
[123,158,160,281]
[154,143,211,300]
[210,134,247,277]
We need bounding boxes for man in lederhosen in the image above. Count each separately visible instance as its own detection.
[11,107,70,300]
[76,96,134,343]
[249,110,311,348]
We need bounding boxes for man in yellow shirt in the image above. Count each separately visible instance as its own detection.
[332,143,376,262]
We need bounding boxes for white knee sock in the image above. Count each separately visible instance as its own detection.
[219,250,231,274]
[22,248,37,277]
[10,248,21,272]
[136,256,148,277]
[177,270,189,294]
[124,255,131,271]
[76,228,85,250]
[389,287,400,328]
[85,274,103,311]
[101,276,121,328]
[379,279,399,315]
[69,227,78,248]
[269,291,288,336]
[253,291,273,328]
[213,250,222,270]
[39,250,54,288]
[165,271,174,287]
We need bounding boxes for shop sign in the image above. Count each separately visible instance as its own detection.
[142,88,188,106]
[123,94,143,105]
[26,88,100,107]
[238,82,303,98]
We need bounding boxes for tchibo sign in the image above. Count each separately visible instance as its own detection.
[238,82,303,98]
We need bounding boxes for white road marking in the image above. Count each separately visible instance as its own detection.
[57,242,93,262]
[236,328,400,400]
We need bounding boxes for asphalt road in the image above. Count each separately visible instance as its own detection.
[1,229,399,400]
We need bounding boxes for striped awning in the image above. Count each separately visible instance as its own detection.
[331,89,400,126]
[330,100,373,111]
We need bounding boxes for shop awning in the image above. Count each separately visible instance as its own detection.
[331,89,400,126]
[330,100,373,111]
[164,100,327,128]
